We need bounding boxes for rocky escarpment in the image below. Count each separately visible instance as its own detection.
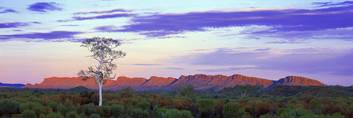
[274,76,324,86]
[170,74,273,90]
[25,74,325,90]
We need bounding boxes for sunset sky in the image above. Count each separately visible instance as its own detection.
[0,0,353,85]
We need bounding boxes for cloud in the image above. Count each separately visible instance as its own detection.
[131,63,161,66]
[313,1,353,7]
[0,7,17,14]
[0,31,81,41]
[164,67,184,70]
[27,2,62,12]
[74,9,131,15]
[174,48,353,76]
[73,13,133,21]
[0,22,29,28]
[119,3,353,38]
[58,8,134,22]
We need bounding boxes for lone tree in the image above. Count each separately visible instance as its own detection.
[78,37,126,106]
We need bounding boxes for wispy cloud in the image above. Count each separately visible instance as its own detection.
[0,31,81,41]
[0,22,29,28]
[27,2,62,12]
[72,13,133,21]
[0,7,17,14]
[74,9,131,15]
[118,3,353,38]
[313,1,353,7]
[173,48,353,76]
[131,63,161,66]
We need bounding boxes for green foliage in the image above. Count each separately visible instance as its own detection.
[66,111,79,118]
[111,104,124,117]
[127,107,148,118]
[158,108,193,118]
[89,113,101,118]
[46,112,64,118]
[19,102,48,116]
[0,99,20,116]
[82,103,97,116]
[224,102,250,118]
[177,85,196,97]
[20,110,36,118]
[0,86,352,118]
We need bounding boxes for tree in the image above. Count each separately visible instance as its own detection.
[78,37,126,106]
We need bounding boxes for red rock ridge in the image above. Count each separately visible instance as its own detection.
[170,74,272,90]
[275,76,324,86]
[26,77,105,89]
[105,76,146,90]
[141,76,176,88]
[25,74,324,90]
[226,74,273,87]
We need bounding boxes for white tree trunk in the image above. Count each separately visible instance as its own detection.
[98,82,103,106]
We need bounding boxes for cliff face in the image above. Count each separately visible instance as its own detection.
[141,76,176,89]
[274,76,324,86]
[25,74,324,90]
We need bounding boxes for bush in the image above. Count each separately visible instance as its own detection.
[111,104,125,117]
[99,106,112,117]
[66,111,79,118]
[224,102,250,118]
[46,112,64,118]
[0,99,20,116]
[82,103,97,116]
[128,107,149,118]
[89,113,101,118]
[164,109,193,118]
[20,102,48,116]
[20,110,36,118]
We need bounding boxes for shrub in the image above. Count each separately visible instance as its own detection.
[99,106,111,117]
[19,102,48,116]
[0,99,20,116]
[164,109,193,118]
[111,104,125,117]
[224,102,250,118]
[82,103,97,116]
[66,111,79,118]
[89,113,101,118]
[20,110,36,118]
[46,112,64,118]
[128,107,149,118]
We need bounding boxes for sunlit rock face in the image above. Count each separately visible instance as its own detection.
[274,76,324,86]
[140,76,176,90]
[25,74,324,90]
[26,77,99,89]
[105,76,146,90]
[170,74,273,90]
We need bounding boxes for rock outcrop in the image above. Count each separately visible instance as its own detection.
[25,74,324,90]
[274,76,324,86]
[140,76,176,89]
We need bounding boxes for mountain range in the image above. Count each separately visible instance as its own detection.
[25,74,324,91]
[0,82,25,88]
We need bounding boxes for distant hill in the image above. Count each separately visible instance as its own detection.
[0,82,25,88]
[26,74,324,91]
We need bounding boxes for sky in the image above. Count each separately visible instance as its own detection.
[0,0,353,86]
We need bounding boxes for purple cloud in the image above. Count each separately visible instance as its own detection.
[119,2,353,37]
[0,22,28,28]
[28,2,62,12]
[59,13,134,22]
[74,13,133,21]
[74,9,131,15]
[0,31,81,41]
[0,7,17,14]
[313,1,353,7]
[175,48,353,76]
